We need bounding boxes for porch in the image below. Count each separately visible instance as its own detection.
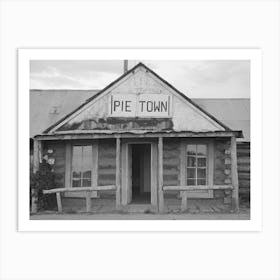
[33,131,241,214]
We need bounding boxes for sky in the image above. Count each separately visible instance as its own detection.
[30,60,250,98]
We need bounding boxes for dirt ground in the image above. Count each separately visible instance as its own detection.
[31,197,250,220]
[31,210,250,220]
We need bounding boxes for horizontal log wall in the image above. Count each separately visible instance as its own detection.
[162,139,180,186]
[43,141,66,188]
[98,139,116,189]
[237,142,250,200]
[38,138,249,203]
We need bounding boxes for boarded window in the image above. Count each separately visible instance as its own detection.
[186,144,207,186]
[72,145,92,187]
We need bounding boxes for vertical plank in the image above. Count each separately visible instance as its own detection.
[151,142,158,208]
[121,142,127,205]
[91,141,99,198]
[208,141,214,198]
[56,192,62,213]
[127,144,132,204]
[86,191,91,212]
[158,137,164,213]
[65,142,72,188]
[231,136,239,211]
[181,191,188,211]
[116,137,121,208]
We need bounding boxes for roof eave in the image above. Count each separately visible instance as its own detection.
[33,130,243,140]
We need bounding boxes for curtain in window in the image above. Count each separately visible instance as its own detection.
[72,145,92,187]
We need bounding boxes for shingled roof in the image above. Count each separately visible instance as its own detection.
[30,90,250,141]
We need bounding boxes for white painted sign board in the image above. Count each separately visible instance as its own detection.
[109,94,171,118]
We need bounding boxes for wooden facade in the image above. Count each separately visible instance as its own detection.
[32,63,243,213]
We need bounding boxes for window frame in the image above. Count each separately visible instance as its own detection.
[186,144,208,186]
[180,139,214,198]
[64,141,99,198]
[71,144,93,188]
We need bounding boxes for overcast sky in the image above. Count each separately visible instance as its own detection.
[30,60,250,98]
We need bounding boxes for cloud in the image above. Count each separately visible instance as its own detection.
[142,60,250,98]
[30,60,122,89]
[30,60,250,98]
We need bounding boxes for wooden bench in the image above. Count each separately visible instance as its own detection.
[162,185,234,212]
[43,185,117,213]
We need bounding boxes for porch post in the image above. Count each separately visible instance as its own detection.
[33,139,42,173]
[231,136,239,211]
[32,139,42,213]
[116,137,121,209]
[158,137,164,213]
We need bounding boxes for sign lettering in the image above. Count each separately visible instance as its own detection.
[109,94,171,117]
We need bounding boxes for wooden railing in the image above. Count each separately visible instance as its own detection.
[162,185,234,212]
[43,185,117,213]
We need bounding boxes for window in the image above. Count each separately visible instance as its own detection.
[186,144,207,186]
[72,145,92,187]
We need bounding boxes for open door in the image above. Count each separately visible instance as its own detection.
[121,142,153,205]
[131,144,151,204]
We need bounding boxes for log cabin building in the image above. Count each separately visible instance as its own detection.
[30,62,250,214]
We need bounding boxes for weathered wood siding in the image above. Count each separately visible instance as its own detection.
[43,141,65,187]
[237,142,250,200]
[163,140,180,186]
[98,139,116,187]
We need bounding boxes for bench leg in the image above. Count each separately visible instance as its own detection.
[181,191,188,212]
[86,192,92,212]
[56,193,62,213]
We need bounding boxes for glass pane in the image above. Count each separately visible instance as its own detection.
[82,179,91,187]
[197,168,206,178]
[197,145,207,156]
[187,179,196,186]
[72,171,81,178]
[197,157,206,167]
[72,179,81,188]
[187,168,196,178]
[197,179,206,185]
[187,144,196,156]
[83,170,91,179]
[187,156,196,167]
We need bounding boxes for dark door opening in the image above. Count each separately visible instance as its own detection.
[131,144,151,204]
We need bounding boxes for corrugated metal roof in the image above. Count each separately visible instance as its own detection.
[30,90,98,138]
[30,90,250,141]
[193,98,250,141]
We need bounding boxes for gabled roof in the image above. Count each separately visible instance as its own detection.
[42,62,231,134]
[30,91,250,141]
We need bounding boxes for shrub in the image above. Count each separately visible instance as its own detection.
[30,160,62,211]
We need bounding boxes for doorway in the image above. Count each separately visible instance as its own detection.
[131,144,151,204]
